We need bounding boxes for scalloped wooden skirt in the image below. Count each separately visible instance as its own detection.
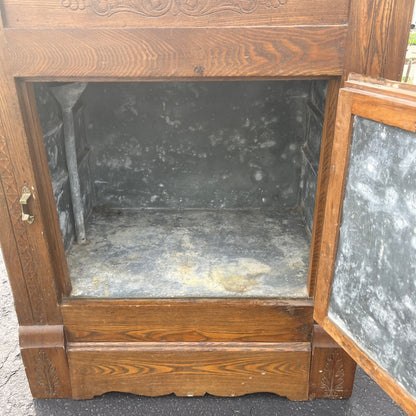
[67,342,311,400]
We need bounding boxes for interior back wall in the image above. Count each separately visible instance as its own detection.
[83,81,310,210]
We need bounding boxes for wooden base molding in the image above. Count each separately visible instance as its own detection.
[68,342,311,400]
[18,325,72,398]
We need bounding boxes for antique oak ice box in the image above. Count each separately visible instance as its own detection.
[0,1,415,414]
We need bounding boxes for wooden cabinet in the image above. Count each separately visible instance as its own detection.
[0,1,414,413]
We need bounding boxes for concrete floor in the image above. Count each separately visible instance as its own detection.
[0,251,407,415]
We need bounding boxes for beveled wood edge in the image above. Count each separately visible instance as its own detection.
[307,78,342,296]
[20,76,337,83]
[350,90,416,132]
[320,317,416,416]
[313,88,354,323]
[313,79,416,414]
[348,73,416,95]
[61,297,315,308]
[67,341,311,352]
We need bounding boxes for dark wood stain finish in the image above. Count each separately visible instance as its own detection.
[68,342,311,400]
[62,299,314,343]
[0,0,413,408]
[6,26,347,79]
[309,325,356,399]
[2,0,349,28]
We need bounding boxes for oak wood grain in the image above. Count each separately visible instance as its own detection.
[308,325,356,399]
[61,298,314,343]
[1,0,349,29]
[0,30,66,324]
[68,342,311,400]
[19,325,72,398]
[307,78,341,296]
[4,26,347,79]
[343,0,414,81]
[313,88,354,324]
[0,173,33,325]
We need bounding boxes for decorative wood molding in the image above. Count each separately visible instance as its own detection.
[62,0,289,17]
[320,349,345,398]
[34,350,60,397]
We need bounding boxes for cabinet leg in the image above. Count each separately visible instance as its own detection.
[19,325,72,398]
[309,324,356,399]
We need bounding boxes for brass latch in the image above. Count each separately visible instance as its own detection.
[19,186,35,224]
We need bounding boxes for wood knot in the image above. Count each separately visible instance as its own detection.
[194,65,205,76]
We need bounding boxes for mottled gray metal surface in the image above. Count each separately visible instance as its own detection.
[299,81,326,235]
[35,83,94,249]
[35,81,327,299]
[83,82,309,209]
[34,84,75,250]
[68,209,309,298]
[51,83,89,244]
[329,117,416,398]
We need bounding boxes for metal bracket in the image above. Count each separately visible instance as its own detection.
[20,186,35,224]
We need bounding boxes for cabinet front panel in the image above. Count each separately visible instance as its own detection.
[68,341,311,400]
[62,299,314,343]
[5,26,347,79]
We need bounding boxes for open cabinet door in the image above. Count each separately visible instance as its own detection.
[314,74,416,415]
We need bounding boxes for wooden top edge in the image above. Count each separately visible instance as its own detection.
[61,297,314,308]
[67,341,312,352]
[19,76,337,83]
[347,73,416,96]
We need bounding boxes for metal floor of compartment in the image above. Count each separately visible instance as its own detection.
[68,209,309,298]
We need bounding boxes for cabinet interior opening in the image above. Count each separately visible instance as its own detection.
[35,80,327,298]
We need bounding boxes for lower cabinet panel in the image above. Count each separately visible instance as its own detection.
[68,342,311,400]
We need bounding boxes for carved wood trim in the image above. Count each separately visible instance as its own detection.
[62,0,289,17]
[35,350,60,397]
[320,349,345,398]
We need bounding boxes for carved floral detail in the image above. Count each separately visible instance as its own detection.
[35,350,60,397]
[320,350,345,398]
[62,0,288,17]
